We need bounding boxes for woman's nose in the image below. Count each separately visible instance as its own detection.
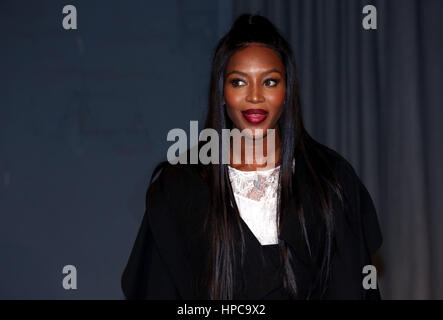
[246,83,264,103]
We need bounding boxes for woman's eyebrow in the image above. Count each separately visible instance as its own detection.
[262,69,283,76]
[225,69,283,77]
[225,70,248,77]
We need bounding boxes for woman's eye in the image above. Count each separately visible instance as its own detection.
[230,78,246,87]
[264,78,280,87]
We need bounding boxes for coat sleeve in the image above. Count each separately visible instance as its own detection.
[325,156,384,300]
[121,209,181,299]
[121,167,182,300]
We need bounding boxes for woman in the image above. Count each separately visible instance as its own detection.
[121,14,383,300]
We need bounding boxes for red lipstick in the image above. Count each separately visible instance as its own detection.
[242,109,269,124]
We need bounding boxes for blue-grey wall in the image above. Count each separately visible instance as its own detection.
[0,0,232,299]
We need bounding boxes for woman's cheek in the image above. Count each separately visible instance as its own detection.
[225,103,242,129]
[225,92,246,126]
[267,89,286,108]
[224,89,245,110]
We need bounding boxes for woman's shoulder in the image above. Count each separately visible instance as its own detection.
[308,139,378,218]
[310,139,383,254]
[145,161,208,209]
[150,161,202,185]
[308,138,361,185]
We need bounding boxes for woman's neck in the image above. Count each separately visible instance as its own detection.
[229,130,281,171]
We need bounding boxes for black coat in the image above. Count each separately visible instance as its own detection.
[121,145,383,300]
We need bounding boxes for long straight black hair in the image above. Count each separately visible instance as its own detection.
[199,14,345,300]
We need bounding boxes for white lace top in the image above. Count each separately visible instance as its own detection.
[227,165,281,245]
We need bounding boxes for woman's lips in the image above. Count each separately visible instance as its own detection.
[241,109,269,124]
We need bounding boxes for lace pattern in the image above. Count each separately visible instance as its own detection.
[228,166,280,202]
[227,165,280,245]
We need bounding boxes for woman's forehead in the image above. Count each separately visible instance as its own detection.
[226,44,285,74]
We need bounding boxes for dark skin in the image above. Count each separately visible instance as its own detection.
[224,44,286,171]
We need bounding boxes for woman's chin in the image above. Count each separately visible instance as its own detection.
[231,119,277,140]
[234,127,264,140]
[246,126,276,140]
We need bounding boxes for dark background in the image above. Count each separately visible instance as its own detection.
[1,0,442,299]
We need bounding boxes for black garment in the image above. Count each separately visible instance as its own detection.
[121,145,383,300]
